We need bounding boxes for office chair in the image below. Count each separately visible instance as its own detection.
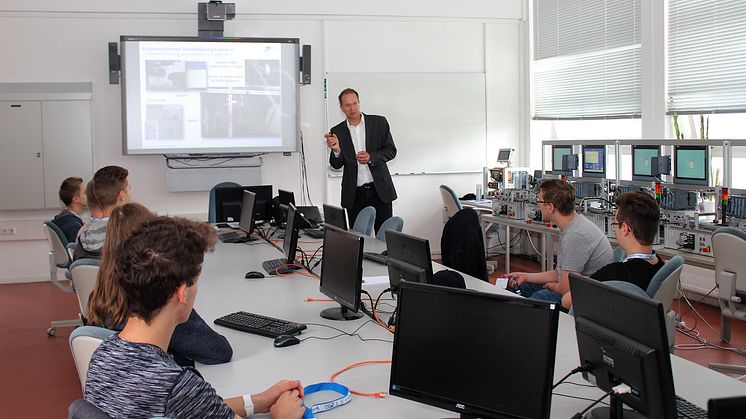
[69,325,117,390]
[207,181,241,223]
[439,185,462,223]
[375,216,404,241]
[69,258,100,323]
[708,228,746,378]
[43,221,83,335]
[646,255,684,352]
[441,208,488,282]
[67,399,112,419]
[352,206,376,236]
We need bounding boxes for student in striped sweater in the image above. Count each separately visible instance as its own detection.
[85,216,304,419]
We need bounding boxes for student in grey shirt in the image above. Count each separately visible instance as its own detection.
[504,179,614,303]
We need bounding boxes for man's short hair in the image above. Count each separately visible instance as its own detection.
[115,217,217,323]
[59,177,83,206]
[538,179,576,216]
[615,191,660,246]
[338,88,359,105]
[87,166,128,210]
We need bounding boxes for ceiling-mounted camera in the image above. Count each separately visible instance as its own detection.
[199,1,235,37]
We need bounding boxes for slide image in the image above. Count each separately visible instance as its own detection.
[145,104,184,140]
[145,60,187,91]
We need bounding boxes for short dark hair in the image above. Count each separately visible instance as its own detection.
[87,166,128,210]
[115,217,217,323]
[338,88,359,105]
[538,179,576,216]
[615,191,660,246]
[59,177,83,206]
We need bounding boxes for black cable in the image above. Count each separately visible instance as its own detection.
[300,321,393,344]
[552,364,592,389]
[571,389,614,419]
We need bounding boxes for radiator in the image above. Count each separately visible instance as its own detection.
[679,265,719,299]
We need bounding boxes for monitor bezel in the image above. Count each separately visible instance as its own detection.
[673,145,709,186]
[551,145,573,174]
[238,190,256,235]
[389,281,559,419]
[322,204,348,231]
[631,145,661,181]
[319,225,364,313]
[384,230,434,291]
[581,145,606,178]
[282,205,300,264]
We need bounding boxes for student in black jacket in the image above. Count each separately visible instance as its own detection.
[562,191,665,309]
[52,177,87,243]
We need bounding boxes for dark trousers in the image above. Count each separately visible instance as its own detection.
[347,183,393,234]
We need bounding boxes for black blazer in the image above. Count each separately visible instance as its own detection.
[329,114,398,208]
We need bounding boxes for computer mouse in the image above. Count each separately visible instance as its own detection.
[245,271,265,279]
[273,334,300,348]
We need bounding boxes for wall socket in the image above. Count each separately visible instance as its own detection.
[0,227,17,235]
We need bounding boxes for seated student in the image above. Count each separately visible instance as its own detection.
[562,191,665,309]
[84,216,305,419]
[73,165,130,260]
[504,179,614,303]
[87,202,233,366]
[52,176,87,243]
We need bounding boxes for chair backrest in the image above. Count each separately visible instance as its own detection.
[69,258,101,319]
[375,216,404,241]
[646,255,684,313]
[68,399,112,419]
[208,181,242,223]
[613,247,627,263]
[69,326,117,390]
[439,185,463,222]
[712,227,746,311]
[44,221,72,268]
[352,206,376,236]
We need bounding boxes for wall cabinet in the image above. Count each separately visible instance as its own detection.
[0,83,93,210]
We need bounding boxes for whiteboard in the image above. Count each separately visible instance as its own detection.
[325,73,486,174]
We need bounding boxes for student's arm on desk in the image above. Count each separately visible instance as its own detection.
[504,270,556,285]
[543,269,572,295]
[224,380,305,418]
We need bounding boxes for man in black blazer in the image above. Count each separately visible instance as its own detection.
[325,88,397,232]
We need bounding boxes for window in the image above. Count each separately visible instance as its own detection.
[532,0,642,119]
[668,0,746,115]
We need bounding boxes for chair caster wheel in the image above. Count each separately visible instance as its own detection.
[47,327,56,336]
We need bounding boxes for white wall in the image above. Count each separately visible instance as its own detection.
[0,1,526,283]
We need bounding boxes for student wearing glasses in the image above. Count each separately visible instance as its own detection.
[504,179,614,303]
[561,191,665,309]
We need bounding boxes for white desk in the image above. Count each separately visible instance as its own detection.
[195,234,746,418]
[481,214,560,273]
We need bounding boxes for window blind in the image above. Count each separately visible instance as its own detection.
[532,0,641,119]
[668,0,746,114]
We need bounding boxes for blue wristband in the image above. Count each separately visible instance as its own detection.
[302,382,351,419]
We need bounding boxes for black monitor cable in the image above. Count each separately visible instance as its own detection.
[570,388,614,419]
[552,363,592,389]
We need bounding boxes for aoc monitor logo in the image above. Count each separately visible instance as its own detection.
[456,403,466,410]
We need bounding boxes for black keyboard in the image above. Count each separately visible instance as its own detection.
[214,311,307,338]
[363,251,388,265]
[262,258,289,275]
[676,395,707,419]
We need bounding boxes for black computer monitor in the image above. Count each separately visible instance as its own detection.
[214,185,272,223]
[390,281,560,419]
[319,225,364,321]
[632,145,661,181]
[569,273,677,419]
[384,230,433,291]
[552,145,573,173]
[582,145,606,178]
[323,204,348,231]
[238,191,256,236]
[295,206,322,229]
[674,145,709,186]
[282,204,300,264]
[278,189,295,206]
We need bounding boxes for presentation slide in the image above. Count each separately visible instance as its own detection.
[122,37,299,154]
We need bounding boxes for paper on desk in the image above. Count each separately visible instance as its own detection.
[362,275,389,285]
[494,277,509,289]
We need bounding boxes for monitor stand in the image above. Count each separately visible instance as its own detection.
[588,396,647,419]
[320,305,363,321]
[461,414,499,419]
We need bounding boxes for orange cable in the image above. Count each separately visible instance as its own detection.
[330,360,392,398]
